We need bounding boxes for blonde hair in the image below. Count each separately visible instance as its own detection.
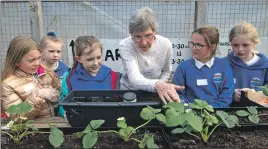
[73,36,102,66]
[229,22,260,44]
[2,36,39,81]
[40,33,63,51]
[192,26,219,57]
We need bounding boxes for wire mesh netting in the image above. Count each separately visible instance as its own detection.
[1,1,268,70]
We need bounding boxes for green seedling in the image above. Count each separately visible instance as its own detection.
[75,105,163,149]
[1,102,64,148]
[236,106,261,124]
[161,100,239,142]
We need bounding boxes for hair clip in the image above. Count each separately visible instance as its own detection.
[47,31,56,37]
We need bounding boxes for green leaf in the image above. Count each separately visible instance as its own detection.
[236,110,249,117]
[171,128,184,134]
[119,128,128,138]
[156,114,166,124]
[119,126,135,139]
[138,134,148,148]
[185,113,203,132]
[201,126,209,142]
[227,115,239,125]
[83,131,98,149]
[147,141,159,149]
[141,134,159,149]
[138,142,146,149]
[7,102,32,115]
[207,121,213,126]
[147,106,161,114]
[224,115,239,128]
[216,110,228,120]
[117,120,127,129]
[49,128,64,148]
[189,103,202,109]
[247,106,258,115]
[211,115,219,124]
[90,120,105,130]
[248,115,260,124]
[205,105,214,112]
[225,120,236,128]
[75,132,85,138]
[83,124,92,133]
[140,107,155,120]
[184,125,194,133]
[195,99,209,107]
[165,110,185,127]
[163,102,184,113]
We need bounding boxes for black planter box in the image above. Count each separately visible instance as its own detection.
[59,90,163,128]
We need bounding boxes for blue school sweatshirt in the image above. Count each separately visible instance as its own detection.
[54,61,69,79]
[173,57,234,108]
[227,52,268,90]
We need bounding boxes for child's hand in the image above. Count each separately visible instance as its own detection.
[38,88,60,102]
[234,89,242,102]
[234,88,255,102]
[30,89,46,108]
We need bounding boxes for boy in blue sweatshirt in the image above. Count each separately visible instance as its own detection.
[227,22,268,102]
[173,26,234,108]
[59,36,119,117]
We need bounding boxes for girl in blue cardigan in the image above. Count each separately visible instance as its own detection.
[173,26,235,108]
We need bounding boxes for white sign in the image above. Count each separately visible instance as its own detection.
[67,37,268,72]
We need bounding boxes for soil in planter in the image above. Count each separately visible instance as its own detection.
[167,127,268,149]
[1,129,168,149]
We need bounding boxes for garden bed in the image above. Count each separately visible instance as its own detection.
[166,125,268,149]
[1,127,170,149]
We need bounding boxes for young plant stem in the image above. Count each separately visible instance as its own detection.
[1,131,14,139]
[186,131,201,140]
[135,119,152,131]
[207,122,222,140]
[20,128,29,137]
[129,137,141,143]
[98,130,120,135]
[259,114,268,116]
[126,119,152,140]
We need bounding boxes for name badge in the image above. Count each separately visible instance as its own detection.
[23,83,35,93]
[234,78,236,84]
[197,79,208,86]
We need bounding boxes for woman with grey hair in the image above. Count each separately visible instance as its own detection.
[119,7,184,104]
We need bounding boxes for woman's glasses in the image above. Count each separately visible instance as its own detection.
[188,42,208,50]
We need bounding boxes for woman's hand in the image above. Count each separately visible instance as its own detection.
[154,80,185,104]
